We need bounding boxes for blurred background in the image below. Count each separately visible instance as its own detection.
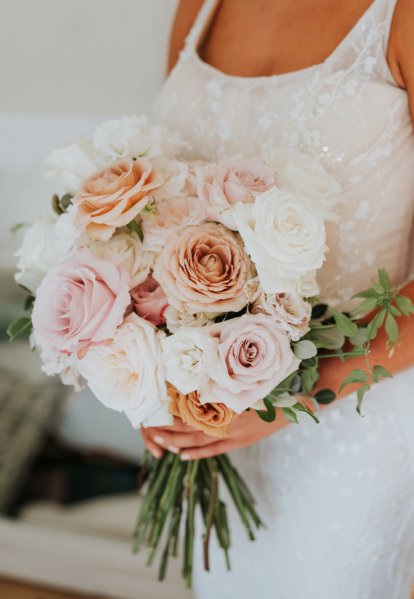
[0,1,196,597]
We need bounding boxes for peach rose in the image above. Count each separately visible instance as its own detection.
[168,385,237,438]
[196,157,276,228]
[74,158,163,241]
[153,223,251,313]
[130,273,168,326]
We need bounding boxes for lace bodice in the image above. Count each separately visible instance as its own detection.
[154,0,414,308]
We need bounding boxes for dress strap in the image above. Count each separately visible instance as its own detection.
[182,0,219,55]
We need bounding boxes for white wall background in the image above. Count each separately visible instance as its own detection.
[0,0,178,270]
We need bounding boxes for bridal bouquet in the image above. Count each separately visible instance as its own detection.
[10,115,414,587]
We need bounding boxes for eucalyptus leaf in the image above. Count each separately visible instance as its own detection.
[372,364,393,384]
[338,368,368,393]
[282,407,299,424]
[356,383,371,415]
[293,340,317,360]
[256,397,276,423]
[292,402,320,424]
[312,327,345,350]
[385,313,398,343]
[314,388,336,405]
[301,367,319,394]
[330,308,358,338]
[395,295,414,317]
[7,316,32,342]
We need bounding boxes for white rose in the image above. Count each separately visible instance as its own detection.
[161,328,206,394]
[77,313,170,428]
[252,290,312,341]
[142,195,206,254]
[164,306,213,333]
[85,229,149,288]
[93,115,187,161]
[44,137,104,194]
[53,203,83,257]
[234,187,326,295]
[35,338,84,391]
[264,147,341,218]
[15,214,79,293]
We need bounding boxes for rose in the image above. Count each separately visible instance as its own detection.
[44,137,104,194]
[130,273,168,326]
[141,195,206,254]
[74,158,163,241]
[14,213,81,294]
[37,342,84,391]
[196,157,275,228]
[86,229,149,288]
[153,223,251,313]
[234,187,326,294]
[264,147,341,218]
[161,328,205,394]
[31,249,131,354]
[198,313,300,413]
[164,306,213,333]
[93,115,187,160]
[77,313,170,428]
[168,385,237,438]
[251,290,312,341]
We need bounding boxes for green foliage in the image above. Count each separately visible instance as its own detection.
[314,388,336,405]
[356,383,371,415]
[127,219,144,241]
[7,316,32,342]
[256,397,276,423]
[338,368,369,393]
[330,308,358,338]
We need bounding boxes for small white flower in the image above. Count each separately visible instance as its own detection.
[264,147,341,218]
[44,137,104,194]
[234,187,327,295]
[161,328,206,394]
[251,287,312,341]
[93,115,187,161]
[15,213,79,294]
[164,307,216,334]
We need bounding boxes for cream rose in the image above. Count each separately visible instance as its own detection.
[86,229,149,288]
[164,306,213,333]
[234,187,326,295]
[77,313,169,428]
[74,158,163,241]
[251,290,312,341]
[264,147,341,218]
[153,223,251,313]
[161,328,205,394]
[198,313,300,413]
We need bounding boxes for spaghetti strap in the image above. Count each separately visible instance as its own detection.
[182,0,219,54]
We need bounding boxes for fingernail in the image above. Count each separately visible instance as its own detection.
[151,448,162,459]
[168,445,179,454]
[181,453,191,461]
[154,436,164,445]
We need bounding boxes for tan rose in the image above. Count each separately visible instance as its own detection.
[74,158,162,240]
[168,385,237,438]
[153,223,251,313]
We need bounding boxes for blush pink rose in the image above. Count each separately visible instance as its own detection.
[196,157,276,228]
[130,273,168,326]
[153,223,251,314]
[198,313,300,413]
[32,248,131,354]
[74,157,163,241]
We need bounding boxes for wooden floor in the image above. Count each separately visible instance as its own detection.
[0,579,98,599]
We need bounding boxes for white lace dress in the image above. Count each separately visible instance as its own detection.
[154,1,414,597]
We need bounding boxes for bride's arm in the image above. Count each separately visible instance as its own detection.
[167,0,204,72]
[142,0,414,460]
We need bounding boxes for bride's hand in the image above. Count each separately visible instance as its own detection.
[141,411,286,460]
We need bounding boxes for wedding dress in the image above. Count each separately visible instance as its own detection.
[154,0,414,597]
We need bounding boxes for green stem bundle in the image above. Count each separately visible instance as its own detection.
[133,451,262,587]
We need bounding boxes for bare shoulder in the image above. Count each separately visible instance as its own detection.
[168,0,205,73]
[388,0,414,91]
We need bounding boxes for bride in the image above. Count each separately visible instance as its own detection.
[142,1,414,597]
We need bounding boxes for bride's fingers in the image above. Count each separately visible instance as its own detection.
[148,417,195,433]
[180,440,230,460]
[149,429,216,451]
[141,429,164,459]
